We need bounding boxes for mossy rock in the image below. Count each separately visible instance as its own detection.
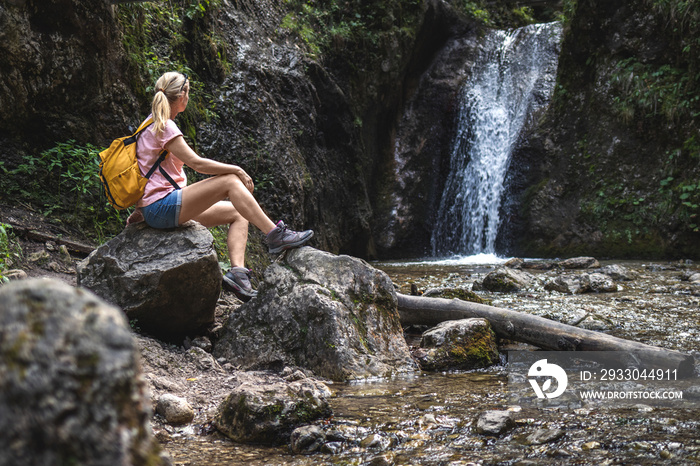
[416,318,499,371]
[422,287,492,305]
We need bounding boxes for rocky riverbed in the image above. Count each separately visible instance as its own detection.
[3,215,699,464]
[151,257,700,465]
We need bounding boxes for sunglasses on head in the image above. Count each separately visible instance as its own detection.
[180,74,189,93]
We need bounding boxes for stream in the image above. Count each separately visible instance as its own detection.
[167,257,700,465]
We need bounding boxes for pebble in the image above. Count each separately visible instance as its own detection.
[581,441,601,450]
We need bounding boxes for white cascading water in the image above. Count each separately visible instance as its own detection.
[431,22,562,258]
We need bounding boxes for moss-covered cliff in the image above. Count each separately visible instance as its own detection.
[508,0,700,259]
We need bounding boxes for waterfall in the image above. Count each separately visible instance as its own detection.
[431,22,562,258]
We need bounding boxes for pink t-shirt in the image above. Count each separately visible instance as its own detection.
[135,116,187,207]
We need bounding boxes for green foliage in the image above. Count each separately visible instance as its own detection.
[3,141,127,243]
[462,1,493,26]
[116,0,225,146]
[612,58,700,124]
[210,225,231,268]
[0,224,12,283]
[557,0,578,25]
[612,2,700,125]
[456,0,546,28]
[278,0,423,59]
[659,175,700,232]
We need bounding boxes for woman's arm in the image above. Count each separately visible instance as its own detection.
[166,135,254,192]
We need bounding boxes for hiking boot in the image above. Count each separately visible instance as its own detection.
[266,220,314,254]
[222,267,257,302]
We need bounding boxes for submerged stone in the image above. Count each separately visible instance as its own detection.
[475,410,516,436]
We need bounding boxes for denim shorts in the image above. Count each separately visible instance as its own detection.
[141,189,182,229]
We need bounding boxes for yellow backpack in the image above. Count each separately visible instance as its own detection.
[98,118,177,210]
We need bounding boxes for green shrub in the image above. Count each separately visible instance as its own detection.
[5,141,127,243]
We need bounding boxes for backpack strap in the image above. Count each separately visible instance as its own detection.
[124,117,155,146]
[133,117,180,190]
[144,149,180,190]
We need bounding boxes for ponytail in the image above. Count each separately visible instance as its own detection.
[151,72,189,135]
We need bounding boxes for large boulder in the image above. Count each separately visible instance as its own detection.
[77,221,221,342]
[213,247,418,381]
[0,279,164,465]
[214,371,332,445]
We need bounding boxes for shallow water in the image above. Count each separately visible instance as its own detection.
[167,259,700,465]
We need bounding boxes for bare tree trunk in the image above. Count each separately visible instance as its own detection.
[397,294,695,377]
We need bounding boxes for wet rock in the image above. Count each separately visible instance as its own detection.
[688,273,700,283]
[599,264,635,281]
[581,441,601,450]
[524,427,565,445]
[77,222,220,342]
[480,267,534,292]
[213,247,418,381]
[156,394,195,425]
[423,287,490,304]
[368,453,395,466]
[576,314,613,331]
[360,433,392,450]
[0,279,164,465]
[504,257,524,268]
[544,275,582,294]
[214,371,332,445]
[416,318,499,371]
[475,410,516,436]
[290,425,326,454]
[521,260,556,270]
[558,257,600,269]
[580,273,618,293]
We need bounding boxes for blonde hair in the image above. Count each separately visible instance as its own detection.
[151,72,189,134]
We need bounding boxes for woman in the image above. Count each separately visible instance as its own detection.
[129,71,313,302]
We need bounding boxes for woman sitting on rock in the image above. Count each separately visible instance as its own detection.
[128,71,313,301]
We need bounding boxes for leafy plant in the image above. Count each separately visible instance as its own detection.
[116,0,225,148]
[0,224,22,283]
[5,141,128,243]
[279,0,422,59]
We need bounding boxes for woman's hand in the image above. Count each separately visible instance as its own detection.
[236,168,255,193]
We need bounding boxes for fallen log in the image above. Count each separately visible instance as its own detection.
[397,293,696,377]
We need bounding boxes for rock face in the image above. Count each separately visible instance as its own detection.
[213,247,418,381]
[77,222,221,342]
[0,0,138,164]
[509,0,700,259]
[0,279,163,465]
[214,371,332,445]
[416,318,499,371]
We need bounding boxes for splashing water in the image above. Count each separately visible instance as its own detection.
[432,22,562,258]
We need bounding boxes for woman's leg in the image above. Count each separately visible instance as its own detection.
[179,174,276,234]
[191,200,248,267]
